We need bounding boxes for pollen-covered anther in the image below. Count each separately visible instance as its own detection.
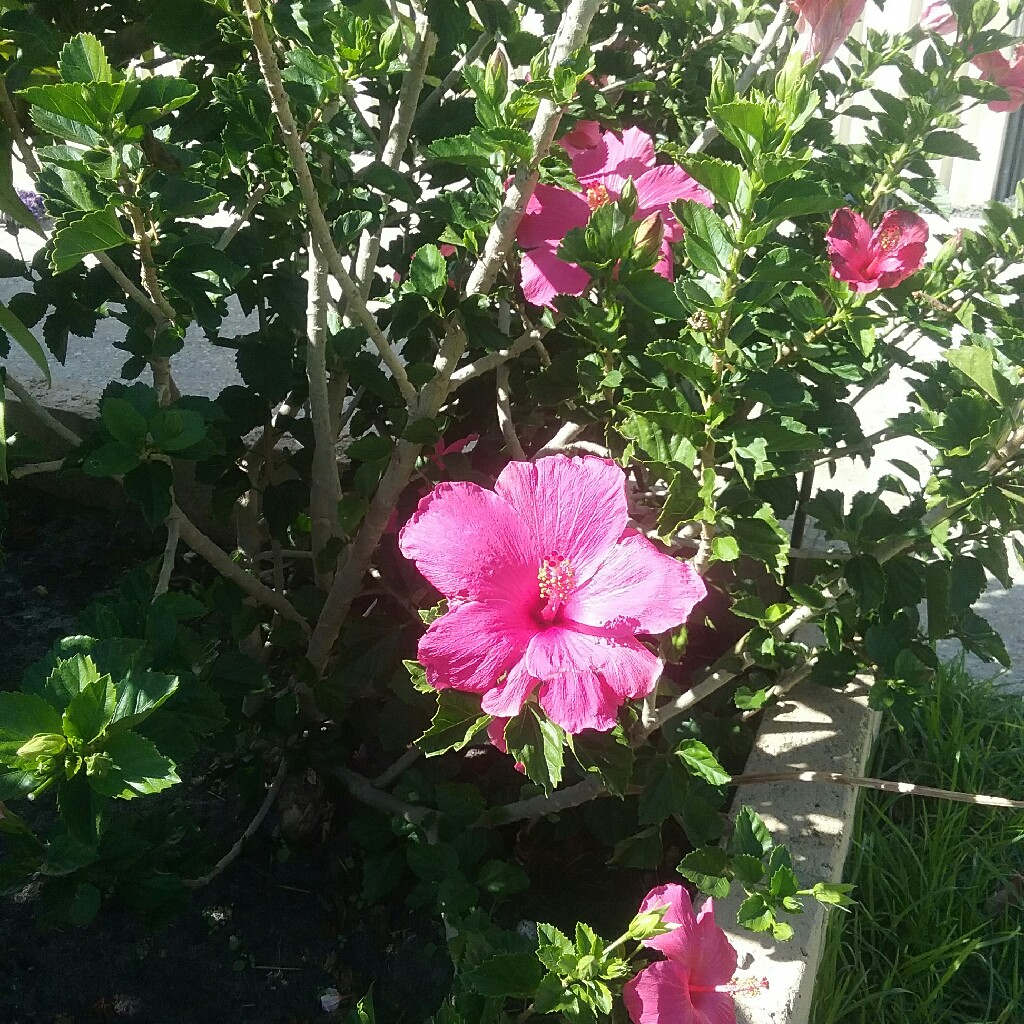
[538,556,576,621]
[876,224,901,251]
[585,183,611,211]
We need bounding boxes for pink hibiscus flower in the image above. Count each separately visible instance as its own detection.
[515,126,713,308]
[973,45,1024,112]
[825,207,929,293]
[623,884,740,1024]
[919,0,957,35]
[789,0,867,66]
[398,456,707,734]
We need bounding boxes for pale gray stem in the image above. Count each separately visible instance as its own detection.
[449,326,552,389]
[688,2,793,154]
[353,17,437,299]
[372,746,422,789]
[9,459,64,479]
[535,420,584,456]
[733,771,1024,810]
[216,182,270,251]
[306,236,344,589]
[184,758,288,888]
[243,0,418,407]
[172,505,310,632]
[464,0,605,297]
[0,76,41,177]
[331,766,432,824]
[4,373,82,447]
[417,25,494,116]
[496,362,527,460]
[94,252,171,327]
[153,515,180,600]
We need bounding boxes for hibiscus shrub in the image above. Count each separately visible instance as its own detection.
[2,0,1024,1020]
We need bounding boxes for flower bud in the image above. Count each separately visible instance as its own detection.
[16,733,67,760]
[627,908,669,941]
[632,212,664,265]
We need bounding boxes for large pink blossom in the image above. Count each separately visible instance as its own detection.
[515,126,713,308]
[825,207,929,293]
[399,456,706,734]
[973,45,1024,112]
[623,884,739,1024]
[789,0,866,65]
[919,0,957,35]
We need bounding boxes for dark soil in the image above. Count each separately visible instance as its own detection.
[0,485,451,1024]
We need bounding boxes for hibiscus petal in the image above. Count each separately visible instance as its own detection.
[589,634,662,700]
[566,531,707,635]
[622,960,698,1024]
[520,246,591,308]
[559,119,603,159]
[526,628,624,733]
[691,990,737,1024]
[636,165,713,220]
[480,660,538,717]
[518,184,591,249]
[419,600,536,694]
[826,207,874,287]
[688,900,740,991]
[575,126,656,193]
[399,481,537,601]
[494,455,629,575]
[872,208,929,250]
[653,242,674,280]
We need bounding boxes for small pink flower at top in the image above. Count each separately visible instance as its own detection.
[430,432,479,471]
[789,0,867,66]
[486,718,526,773]
[623,884,741,1024]
[515,125,712,308]
[919,0,958,35]
[973,45,1024,112]
[398,455,706,734]
[825,207,929,293]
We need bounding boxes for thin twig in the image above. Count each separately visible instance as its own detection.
[372,746,422,789]
[331,766,432,824]
[535,420,584,456]
[4,373,82,447]
[733,771,1024,810]
[243,0,418,408]
[688,3,792,154]
[94,252,171,326]
[417,24,494,116]
[9,459,64,479]
[449,325,552,388]
[496,362,527,460]
[153,515,180,600]
[0,76,41,177]
[184,758,288,889]
[172,505,310,632]
[353,16,436,298]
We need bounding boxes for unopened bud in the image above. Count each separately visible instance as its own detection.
[628,908,668,940]
[16,733,66,760]
[632,212,664,264]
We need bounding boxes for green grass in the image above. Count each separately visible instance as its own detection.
[811,660,1024,1024]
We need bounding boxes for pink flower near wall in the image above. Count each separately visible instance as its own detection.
[919,0,958,36]
[399,456,706,734]
[973,45,1024,112]
[788,0,867,66]
[623,884,740,1024]
[515,125,712,308]
[825,207,929,293]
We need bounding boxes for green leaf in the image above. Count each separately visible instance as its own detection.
[845,554,886,614]
[676,739,731,786]
[466,953,543,999]
[82,441,140,477]
[59,33,114,84]
[126,77,198,125]
[923,130,980,161]
[107,671,179,734]
[638,758,689,825]
[62,675,117,745]
[731,853,765,886]
[87,731,180,799]
[570,727,635,796]
[737,893,774,932]
[0,300,51,384]
[148,408,207,452]
[66,881,102,926]
[808,881,855,908]
[409,244,447,299]
[677,846,731,899]
[50,205,131,274]
[620,271,688,319]
[677,154,741,205]
[122,460,173,528]
[675,199,733,275]
[43,654,103,710]
[729,806,773,857]
[101,396,148,448]
[711,535,740,562]
[357,161,421,203]
[504,706,565,794]
[416,691,490,756]
[711,100,765,159]
[0,693,64,760]
[945,345,1007,405]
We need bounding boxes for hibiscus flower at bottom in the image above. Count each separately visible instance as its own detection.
[622,883,765,1024]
